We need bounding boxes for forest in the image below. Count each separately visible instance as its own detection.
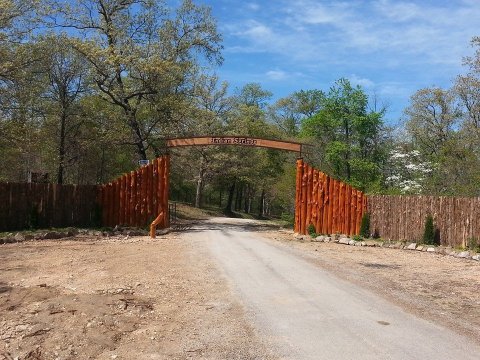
[1,0,480,218]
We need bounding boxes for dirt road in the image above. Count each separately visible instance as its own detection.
[202,218,480,360]
[1,217,479,359]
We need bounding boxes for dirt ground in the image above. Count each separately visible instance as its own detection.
[262,229,480,344]
[0,231,273,360]
[1,221,479,359]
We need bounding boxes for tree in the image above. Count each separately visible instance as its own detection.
[404,87,461,157]
[268,89,324,136]
[301,78,386,190]
[402,87,479,195]
[47,0,223,160]
[36,35,90,183]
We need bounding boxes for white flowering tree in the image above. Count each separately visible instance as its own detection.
[385,148,432,194]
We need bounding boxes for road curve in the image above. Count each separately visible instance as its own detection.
[190,218,480,360]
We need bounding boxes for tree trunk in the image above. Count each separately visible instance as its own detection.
[258,188,265,218]
[235,183,243,211]
[195,159,206,208]
[195,171,204,208]
[126,110,147,160]
[57,111,67,184]
[244,184,249,213]
[225,179,236,215]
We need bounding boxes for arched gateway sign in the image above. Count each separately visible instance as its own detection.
[97,136,366,240]
[166,136,306,154]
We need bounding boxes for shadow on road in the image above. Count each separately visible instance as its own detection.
[170,219,285,234]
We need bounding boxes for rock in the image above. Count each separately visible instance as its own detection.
[314,235,324,242]
[393,242,403,249]
[24,234,34,240]
[355,241,363,246]
[333,234,341,241]
[126,229,147,237]
[472,254,480,261]
[361,241,366,246]
[435,247,447,255]
[416,245,424,251]
[456,251,470,259]
[364,240,376,247]
[406,243,417,250]
[66,229,77,237]
[2,236,15,244]
[348,240,356,246]
[339,237,350,245]
[43,231,63,240]
[323,237,331,243]
[14,233,25,242]
[426,247,435,252]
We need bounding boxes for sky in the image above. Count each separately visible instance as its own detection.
[196,0,480,124]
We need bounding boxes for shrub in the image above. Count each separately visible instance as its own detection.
[359,213,370,238]
[467,238,480,253]
[352,234,363,241]
[281,213,294,228]
[422,215,436,245]
[307,223,317,238]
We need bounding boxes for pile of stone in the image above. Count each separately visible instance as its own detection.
[0,226,153,244]
[293,233,480,262]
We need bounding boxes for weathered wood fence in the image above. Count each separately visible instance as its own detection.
[0,182,99,231]
[368,195,480,247]
[98,155,170,229]
[0,155,170,232]
[294,159,367,236]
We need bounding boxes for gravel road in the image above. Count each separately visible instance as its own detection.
[199,217,480,360]
[2,216,478,359]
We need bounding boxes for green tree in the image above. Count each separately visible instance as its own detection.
[46,0,223,160]
[35,35,91,183]
[269,89,324,136]
[301,78,386,190]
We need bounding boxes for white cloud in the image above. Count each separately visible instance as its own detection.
[245,3,260,11]
[266,70,288,80]
[349,75,374,89]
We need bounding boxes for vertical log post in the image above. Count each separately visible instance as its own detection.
[164,155,170,227]
[294,159,303,233]
[300,162,308,235]
[305,165,313,233]
[311,169,318,234]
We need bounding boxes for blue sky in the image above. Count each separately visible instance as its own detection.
[197,0,480,124]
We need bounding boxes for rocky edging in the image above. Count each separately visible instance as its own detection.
[0,226,168,244]
[293,233,480,262]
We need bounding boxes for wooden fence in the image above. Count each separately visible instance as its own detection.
[0,182,99,231]
[98,155,170,229]
[368,195,480,247]
[294,159,367,236]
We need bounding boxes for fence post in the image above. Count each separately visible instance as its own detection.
[294,158,303,233]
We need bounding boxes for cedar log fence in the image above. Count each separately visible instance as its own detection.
[294,159,367,236]
[368,195,480,248]
[2,156,479,247]
[98,155,170,233]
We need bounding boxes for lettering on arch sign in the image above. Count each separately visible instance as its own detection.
[166,136,306,153]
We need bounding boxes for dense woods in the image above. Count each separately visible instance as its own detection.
[1,0,479,220]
